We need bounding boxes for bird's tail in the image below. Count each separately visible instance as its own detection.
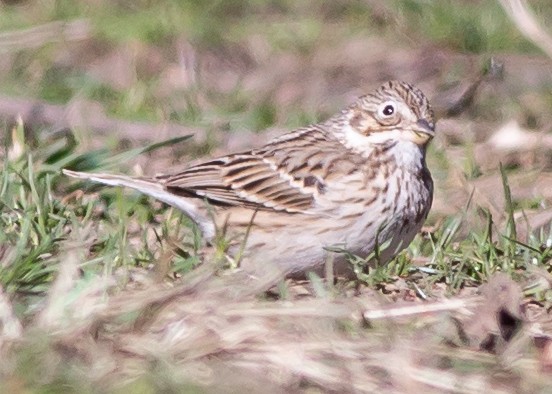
[63,169,164,194]
[62,169,215,238]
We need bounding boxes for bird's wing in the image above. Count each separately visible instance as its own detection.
[158,126,348,213]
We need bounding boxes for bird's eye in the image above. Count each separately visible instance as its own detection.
[378,101,396,117]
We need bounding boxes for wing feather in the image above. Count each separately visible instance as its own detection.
[158,125,353,212]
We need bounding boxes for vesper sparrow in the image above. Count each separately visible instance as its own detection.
[63,80,435,280]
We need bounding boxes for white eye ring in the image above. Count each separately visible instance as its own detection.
[378,101,397,118]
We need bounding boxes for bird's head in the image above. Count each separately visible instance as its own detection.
[334,80,435,152]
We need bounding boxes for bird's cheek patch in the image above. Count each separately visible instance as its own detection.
[360,124,400,137]
[350,113,381,136]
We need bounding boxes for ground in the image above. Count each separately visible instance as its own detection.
[1,1,552,392]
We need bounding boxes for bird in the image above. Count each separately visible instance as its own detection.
[63,80,435,282]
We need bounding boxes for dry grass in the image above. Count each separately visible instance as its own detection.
[4,253,551,392]
[1,0,552,392]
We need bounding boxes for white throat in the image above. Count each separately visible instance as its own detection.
[339,124,426,170]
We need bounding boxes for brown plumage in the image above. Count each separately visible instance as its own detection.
[63,80,435,280]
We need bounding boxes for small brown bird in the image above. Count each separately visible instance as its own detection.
[64,81,435,280]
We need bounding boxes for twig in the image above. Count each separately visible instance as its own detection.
[0,285,22,344]
[0,19,91,53]
[363,298,476,321]
[498,0,552,60]
[0,94,207,142]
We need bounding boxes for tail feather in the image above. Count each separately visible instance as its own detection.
[62,169,215,239]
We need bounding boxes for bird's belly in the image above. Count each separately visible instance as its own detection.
[221,174,431,277]
[342,177,431,264]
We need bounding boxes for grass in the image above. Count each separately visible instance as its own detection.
[2,91,552,392]
[1,0,552,392]
[0,1,548,126]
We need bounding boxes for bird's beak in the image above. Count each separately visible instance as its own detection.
[410,118,435,145]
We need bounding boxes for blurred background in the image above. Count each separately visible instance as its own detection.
[1,0,552,231]
[2,1,552,392]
